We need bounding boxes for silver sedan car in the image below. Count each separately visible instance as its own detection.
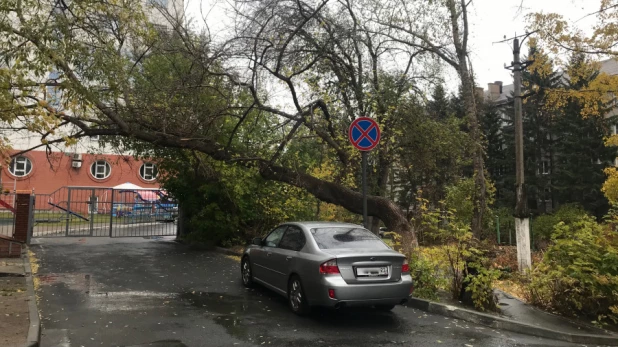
[240,221,413,315]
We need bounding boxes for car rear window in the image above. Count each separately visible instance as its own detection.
[310,227,388,249]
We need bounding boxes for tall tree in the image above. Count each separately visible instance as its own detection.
[427,84,450,121]
[2,0,479,247]
[372,0,489,237]
[529,2,618,210]
[552,53,615,217]
[520,43,562,214]
[481,99,514,208]
[393,97,473,212]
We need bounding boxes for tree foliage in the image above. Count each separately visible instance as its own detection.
[0,0,493,246]
[485,40,617,217]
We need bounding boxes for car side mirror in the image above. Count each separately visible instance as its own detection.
[252,237,263,246]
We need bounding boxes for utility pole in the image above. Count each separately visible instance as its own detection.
[505,35,532,272]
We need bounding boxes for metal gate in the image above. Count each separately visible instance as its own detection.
[32,187,178,238]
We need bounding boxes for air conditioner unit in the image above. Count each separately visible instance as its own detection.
[72,153,83,161]
[71,161,82,168]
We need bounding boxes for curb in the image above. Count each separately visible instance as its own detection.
[215,247,243,257]
[406,297,618,346]
[22,247,41,347]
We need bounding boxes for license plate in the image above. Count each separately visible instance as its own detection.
[356,266,388,277]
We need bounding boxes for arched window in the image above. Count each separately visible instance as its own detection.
[9,156,33,177]
[139,163,158,181]
[90,160,111,179]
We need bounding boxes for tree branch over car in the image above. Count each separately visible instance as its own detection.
[0,0,488,245]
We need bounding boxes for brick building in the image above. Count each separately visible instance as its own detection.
[0,0,184,195]
[1,149,160,195]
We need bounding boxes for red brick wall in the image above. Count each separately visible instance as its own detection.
[1,150,160,194]
[13,193,30,243]
[0,239,21,258]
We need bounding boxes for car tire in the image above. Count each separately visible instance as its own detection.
[241,256,254,288]
[374,304,395,312]
[288,275,310,316]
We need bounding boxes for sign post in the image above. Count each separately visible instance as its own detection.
[348,117,381,229]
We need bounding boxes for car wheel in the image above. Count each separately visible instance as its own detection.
[288,276,310,316]
[241,257,254,288]
[374,304,395,312]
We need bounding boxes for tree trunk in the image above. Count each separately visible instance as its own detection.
[62,103,420,247]
[258,162,418,247]
[446,0,487,239]
[460,67,487,238]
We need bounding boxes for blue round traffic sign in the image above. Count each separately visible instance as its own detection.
[349,117,380,151]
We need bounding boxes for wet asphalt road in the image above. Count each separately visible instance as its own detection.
[31,237,580,347]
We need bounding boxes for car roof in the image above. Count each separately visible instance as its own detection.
[285,221,364,229]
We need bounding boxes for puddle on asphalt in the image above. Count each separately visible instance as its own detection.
[123,340,188,347]
[178,290,277,340]
[179,288,408,342]
[38,272,409,344]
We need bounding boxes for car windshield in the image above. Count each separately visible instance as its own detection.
[310,227,388,249]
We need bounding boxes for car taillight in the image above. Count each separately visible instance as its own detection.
[319,259,340,274]
[401,258,410,273]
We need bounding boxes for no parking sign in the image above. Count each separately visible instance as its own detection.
[348,117,380,151]
[348,117,381,229]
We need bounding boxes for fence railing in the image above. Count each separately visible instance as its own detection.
[495,214,536,249]
[32,187,178,238]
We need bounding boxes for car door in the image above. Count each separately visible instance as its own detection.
[251,225,288,288]
[268,226,306,292]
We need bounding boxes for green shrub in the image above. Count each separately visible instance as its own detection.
[444,178,495,238]
[527,216,618,324]
[532,204,588,248]
[463,250,501,312]
[409,252,448,301]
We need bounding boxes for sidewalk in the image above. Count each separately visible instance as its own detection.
[495,290,614,336]
[0,257,29,347]
[407,290,618,345]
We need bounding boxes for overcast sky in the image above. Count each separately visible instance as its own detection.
[466,0,599,89]
[183,0,601,92]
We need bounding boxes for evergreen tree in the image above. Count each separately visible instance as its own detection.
[427,84,451,121]
[481,100,514,208]
[497,44,562,213]
[552,53,616,217]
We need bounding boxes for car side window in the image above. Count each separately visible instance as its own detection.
[278,226,306,251]
[264,226,287,247]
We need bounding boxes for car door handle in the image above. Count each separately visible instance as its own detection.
[266,252,272,257]
[286,256,292,261]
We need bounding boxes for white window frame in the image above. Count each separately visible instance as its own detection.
[612,124,617,136]
[540,159,550,175]
[139,163,158,181]
[90,160,111,179]
[9,156,33,177]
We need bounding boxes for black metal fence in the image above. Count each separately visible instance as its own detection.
[32,187,178,238]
